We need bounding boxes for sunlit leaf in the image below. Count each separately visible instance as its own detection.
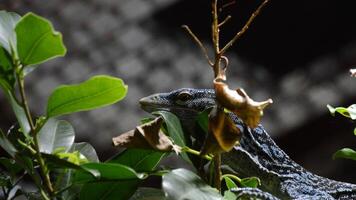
[223,176,238,190]
[162,168,222,200]
[47,75,127,117]
[71,142,99,163]
[37,119,75,154]
[327,104,356,120]
[223,191,237,200]
[0,10,20,54]
[15,13,66,66]
[0,129,17,157]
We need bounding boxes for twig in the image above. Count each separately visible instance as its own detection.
[212,0,220,54]
[220,0,270,54]
[182,25,213,66]
[218,15,232,27]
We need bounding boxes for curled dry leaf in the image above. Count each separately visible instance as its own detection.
[214,78,273,128]
[350,69,356,77]
[112,117,180,153]
[200,106,241,155]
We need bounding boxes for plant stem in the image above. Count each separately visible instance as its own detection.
[181,146,212,160]
[213,154,222,191]
[15,66,54,199]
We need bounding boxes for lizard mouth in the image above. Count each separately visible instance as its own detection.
[139,95,168,113]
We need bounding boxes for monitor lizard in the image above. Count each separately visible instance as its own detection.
[139,88,356,200]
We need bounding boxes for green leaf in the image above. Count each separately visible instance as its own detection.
[0,157,22,176]
[162,168,222,200]
[70,142,99,163]
[153,111,192,164]
[15,12,66,66]
[0,11,20,55]
[354,127,356,136]
[0,129,17,157]
[130,187,166,200]
[333,148,356,161]
[223,191,237,200]
[327,104,356,120]
[47,75,127,117]
[37,119,75,154]
[109,148,165,172]
[74,163,147,183]
[79,149,165,200]
[42,153,99,179]
[240,177,260,188]
[0,80,30,135]
[223,176,238,190]
[196,108,210,134]
[0,47,15,87]
[79,180,139,200]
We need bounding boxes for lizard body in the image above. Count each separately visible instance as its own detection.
[140,88,356,200]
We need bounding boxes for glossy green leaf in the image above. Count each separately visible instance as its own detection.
[0,10,20,55]
[162,168,222,200]
[15,13,66,66]
[79,149,165,200]
[130,187,166,200]
[333,148,356,161]
[42,153,99,180]
[109,148,165,172]
[354,128,356,136]
[223,176,238,190]
[240,177,260,188]
[47,75,127,117]
[37,119,75,154]
[0,129,17,157]
[42,153,84,170]
[79,180,139,200]
[153,111,192,164]
[71,142,99,163]
[75,163,146,183]
[327,104,356,120]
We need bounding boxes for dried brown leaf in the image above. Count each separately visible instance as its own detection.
[214,78,272,128]
[200,106,241,155]
[112,117,179,152]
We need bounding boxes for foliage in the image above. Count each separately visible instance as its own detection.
[328,100,356,161]
[0,9,265,200]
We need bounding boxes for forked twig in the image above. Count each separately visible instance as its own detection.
[182,25,214,66]
[220,0,270,54]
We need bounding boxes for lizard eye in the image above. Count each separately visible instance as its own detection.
[175,91,192,105]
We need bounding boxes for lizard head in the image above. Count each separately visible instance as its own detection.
[139,88,215,120]
[139,88,215,141]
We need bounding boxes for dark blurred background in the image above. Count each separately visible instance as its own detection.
[1,0,356,183]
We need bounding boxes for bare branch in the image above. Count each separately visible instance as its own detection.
[218,15,231,27]
[212,0,219,54]
[221,0,270,54]
[182,25,214,66]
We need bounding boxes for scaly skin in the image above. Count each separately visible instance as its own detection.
[140,88,356,200]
